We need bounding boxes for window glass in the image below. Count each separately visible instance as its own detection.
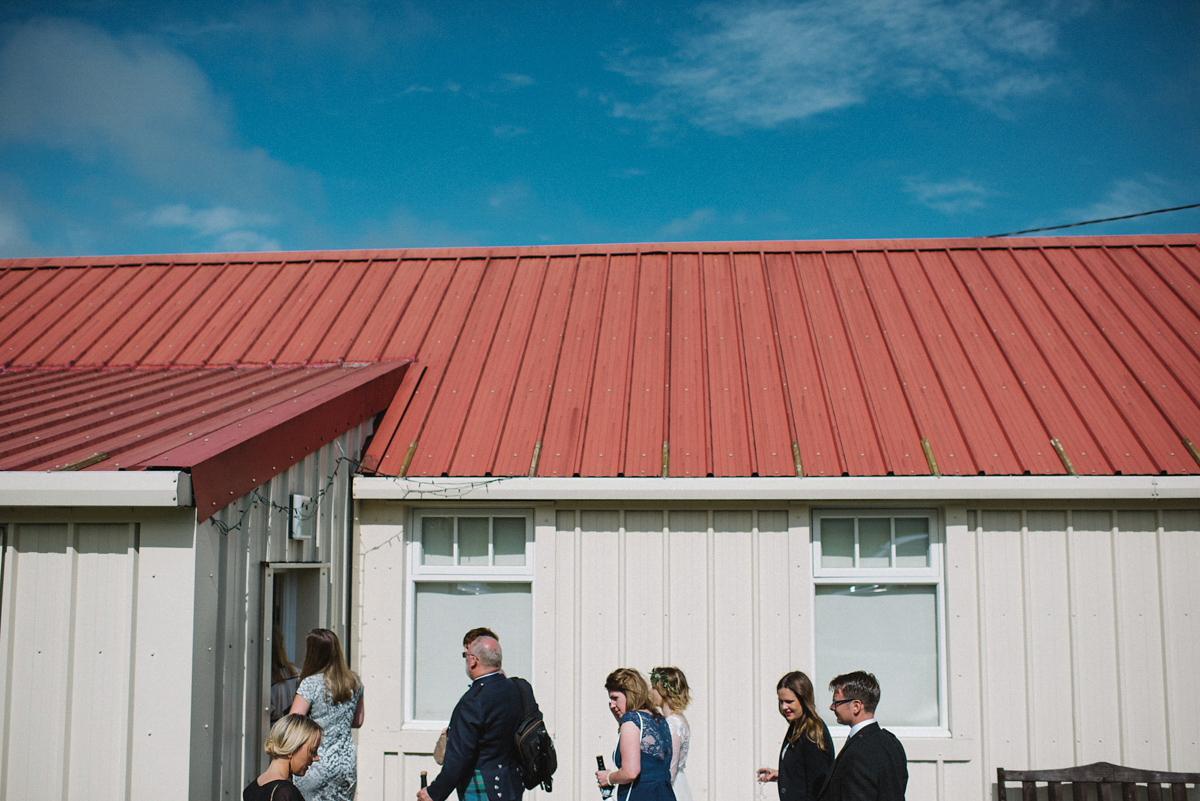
[412,582,532,720]
[493,517,527,566]
[422,517,454,566]
[894,517,930,567]
[815,584,939,727]
[458,517,489,565]
[858,517,892,567]
[821,518,855,568]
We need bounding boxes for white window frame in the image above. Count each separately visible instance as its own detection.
[405,507,534,726]
[812,508,949,737]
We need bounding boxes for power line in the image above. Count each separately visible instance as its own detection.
[988,202,1200,238]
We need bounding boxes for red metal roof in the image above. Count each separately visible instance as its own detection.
[0,362,409,518]
[2,235,1199,478]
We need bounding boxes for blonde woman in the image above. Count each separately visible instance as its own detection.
[244,714,323,801]
[596,668,676,801]
[650,667,693,801]
[289,629,365,801]
[755,671,834,801]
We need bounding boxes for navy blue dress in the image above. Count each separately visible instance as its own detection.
[614,710,676,801]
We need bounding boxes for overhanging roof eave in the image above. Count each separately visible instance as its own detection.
[352,475,1200,503]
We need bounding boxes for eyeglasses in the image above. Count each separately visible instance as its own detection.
[830,698,857,708]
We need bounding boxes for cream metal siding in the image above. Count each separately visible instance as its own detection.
[0,510,198,801]
[194,422,371,799]
[355,499,1200,801]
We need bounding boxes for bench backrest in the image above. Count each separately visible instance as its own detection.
[998,761,1200,801]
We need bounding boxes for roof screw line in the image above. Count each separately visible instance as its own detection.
[920,438,940,477]
[1050,438,1077,476]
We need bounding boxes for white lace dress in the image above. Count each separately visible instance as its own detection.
[292,674,363,801]
[667,713,692,801]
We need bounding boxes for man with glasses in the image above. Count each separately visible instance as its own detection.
[817,671,907,800]
[419,635,527,801]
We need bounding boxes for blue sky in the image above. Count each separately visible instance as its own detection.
[0,0,1197,256]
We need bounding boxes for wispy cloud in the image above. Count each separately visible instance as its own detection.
[1063,177,1171,223]
[659,207,717,238]
[500,73,535,88]
[493,125,531,138]
[146,203,281,251]
[611,0,1060,132]
[905,176,991,213]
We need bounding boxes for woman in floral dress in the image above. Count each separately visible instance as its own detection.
[289,629,364,801]
[596,668,676,801]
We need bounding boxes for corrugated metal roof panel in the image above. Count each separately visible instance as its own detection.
[3,235,1198,478]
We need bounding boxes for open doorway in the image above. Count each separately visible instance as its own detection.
[260,563,328,757]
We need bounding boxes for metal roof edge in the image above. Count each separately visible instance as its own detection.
[0,470,193,507]
[2,233,1196,268]
[153,360,411,521]
[352,475,1200,502]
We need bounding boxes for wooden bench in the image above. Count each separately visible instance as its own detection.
[998,761,1200,801]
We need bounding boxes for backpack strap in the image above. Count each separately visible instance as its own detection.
[510,676,536,716]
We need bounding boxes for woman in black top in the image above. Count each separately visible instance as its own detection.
[244,714,324,801]
[755,672,834,800]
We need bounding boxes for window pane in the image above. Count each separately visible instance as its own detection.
[894,517,930,567]
[815,584,939,727]
[422,517,454,566]
[821,518,855,568]
[413,582,532,720]
[493,517,526,566]
[459,517,489,565]
[858,518,892,567]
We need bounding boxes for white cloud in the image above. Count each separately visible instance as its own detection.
[356,207,481,249]
[659,207,717,238]
[487,181,532,211]
[493,125,531,138]
[1063,177,1171,223]
[146,203,281,251]
[500,73,535,88]
[905,176,991,213]
[611,0,1061,132]
[0,18,317,205]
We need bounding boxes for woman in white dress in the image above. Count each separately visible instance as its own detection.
[650,666,693,801]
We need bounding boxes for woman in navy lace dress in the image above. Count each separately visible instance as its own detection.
[596,668,676,801]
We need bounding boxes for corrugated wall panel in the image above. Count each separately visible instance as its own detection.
[1160,510,1200,766]
[622,253,669,478]
[579,255,638,477]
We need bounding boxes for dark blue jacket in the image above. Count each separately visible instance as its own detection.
[428,673,527,801]
[817,722,907,801]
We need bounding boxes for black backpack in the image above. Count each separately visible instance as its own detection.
[510,677,557,792]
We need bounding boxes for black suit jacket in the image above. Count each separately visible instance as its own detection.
[427,673,528,801]
[817,722,907,801]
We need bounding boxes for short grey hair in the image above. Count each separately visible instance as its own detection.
[470,635,503,669]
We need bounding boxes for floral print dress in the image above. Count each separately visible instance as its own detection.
[292,674,364,801]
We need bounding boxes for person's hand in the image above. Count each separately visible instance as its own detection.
[417,787,433,801]
[596,770,612,787]
[756,767,778,783]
